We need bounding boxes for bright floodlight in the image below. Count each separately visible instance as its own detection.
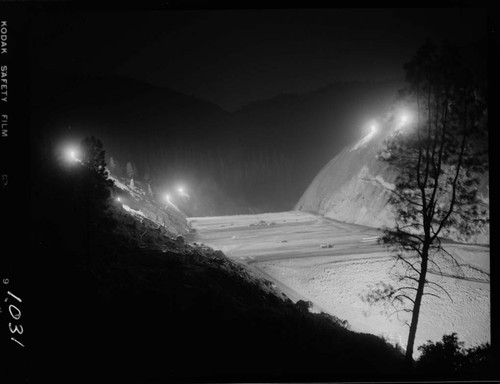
[178,187,184,194]
[397,109,413,127]
[116,197,121,202]
[165,194,171,201]
[64,146,81,163]
[370,124,378,134]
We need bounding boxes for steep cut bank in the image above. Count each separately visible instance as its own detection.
[296,116,489,245]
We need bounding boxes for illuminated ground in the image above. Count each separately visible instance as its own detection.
[189,211,490,357]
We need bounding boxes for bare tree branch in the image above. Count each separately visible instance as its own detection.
[395,285,419,292]
[393,293,416,305]
[398,274,420,284]
[388,307,413,317]
[395,253,422,275]
[425,280,453,302]
[364,176,424,207]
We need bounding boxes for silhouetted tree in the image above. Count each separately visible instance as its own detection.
[78,136,114,204]
[417,333,492,376]
[296,300,313,314]
[109,156,117,170]
[109,156,123,176]
[76,136,115,268]
[143,163,152,183]
[126,161,135,179]
[374,40,488,364]
[81,136,108,178]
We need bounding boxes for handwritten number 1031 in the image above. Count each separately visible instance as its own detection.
[6,290,24,347]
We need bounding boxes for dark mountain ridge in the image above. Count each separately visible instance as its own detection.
[31,73,402,215]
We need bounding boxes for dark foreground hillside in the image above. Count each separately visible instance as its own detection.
[31,216,408,383]
[20,142,410,383]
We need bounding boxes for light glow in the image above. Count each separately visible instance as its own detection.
[350,120,378,151]
[397,109,414,127]
[64,145,82,164]
[394,109,415,133]
[177,186,191,200]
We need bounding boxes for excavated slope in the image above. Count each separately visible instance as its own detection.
[296,122,489,245]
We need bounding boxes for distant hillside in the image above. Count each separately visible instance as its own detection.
[231,79,404,200]
[296,113,489,245]
[31,74,402,216]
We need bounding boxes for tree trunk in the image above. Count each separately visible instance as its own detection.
[405,245,429,365]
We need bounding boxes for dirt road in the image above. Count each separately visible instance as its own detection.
[188,211,490,353]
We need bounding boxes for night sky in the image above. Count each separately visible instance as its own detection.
[33,7,488,111]
[26,5,489,215]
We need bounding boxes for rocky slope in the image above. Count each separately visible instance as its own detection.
[109,174,190,236]
[296,114,489,245]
